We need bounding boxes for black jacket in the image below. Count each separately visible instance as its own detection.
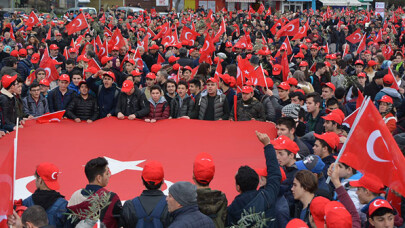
[115,87,149,118]
[66,95,99,121]
[0,88,17,131]
[230,97,266,121]
[364,80,382,101]
[47,87,77,113]
[170,95,195,118]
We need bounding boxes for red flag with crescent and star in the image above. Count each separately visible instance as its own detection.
[180,26,199,46]
[275,18,299,38]
[26,11,40,28]
[292,20,309,40]
[65,13,88,35]
[109,29,126,51]
[346,28,363,44]
[339,98,405,196]
[0,146,14,228]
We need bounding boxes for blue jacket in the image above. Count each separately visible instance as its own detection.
[87,77,119,118]
[227,145,281,228]
[168,205,215,228]
[47,87,77,113]
[23,196,68,228]
[280,165,298,214]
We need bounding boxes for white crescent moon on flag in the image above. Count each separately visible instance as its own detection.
[185,32,192,40]
[287,25,295,32]
[354,33,361,40]
[51,172,58,180]
[202,40,210,51]
[115,37,120,46]
[373,200,382,207]
[45,67,51,78]
[366,130,389,162]
[100,47,105,55]
[29,17,34,24]
[76,19,82,27]
[299,26,305,34]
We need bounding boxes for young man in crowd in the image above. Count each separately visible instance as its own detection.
[22,81,49,117]
[313,132,339,177]
[66,80,99,123]
[195,78,230,121]
[219,74,236,109]
[47,74,76,113]
[170,80,195,119]
[142,72,157,100]
[116,80,149,120]
[0,74,20,131]
[321,82,335,108]
[305,92,325,134]
[277,117,310,157]
[230,86,266,121]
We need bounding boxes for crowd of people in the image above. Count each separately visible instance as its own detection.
[2,2,405,228]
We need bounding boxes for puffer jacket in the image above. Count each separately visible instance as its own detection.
[145,97,170,120]
[170,94,195,118]
[17,58,34,81]
[66,95,99,121]
[115,87,149,118]
[0,88,17,131]
[230,97,266,121]
[168,205,215,228]
[197,188,228,228]
[261,95,276,122]
[197,92,230,120]
[22,94,49,117]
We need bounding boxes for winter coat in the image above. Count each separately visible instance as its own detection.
[227,145,281,228]
[383,113,397,133]
[47,87,77,113]
[364,81,382,101]
[145,97,170,120]
[87,77,120,118]
[374,87,402,108]
[197,188,228,228]
[120,190,171,228]
[0,66,20,78]
[305,110,325,134]
[261,95,276,122]
[197,92,230,120]
[17,58,34,81]
[66,95,99,121]
[170,94,195,118]
[280,165,298,215]
[0,88,17,131]
[230,97,266,121]
[22,94,49,117]
[115,87,149,118]
[168,205,215,228]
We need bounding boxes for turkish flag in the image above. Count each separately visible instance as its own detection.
[275,36,293,57]
[191,66,199,79]
[45,26,52,41]
[292,20,309,40]
[65,13,88,35]
[26,11,39,27]
[153,22,169,40]
[270,19,284,35]
[133,48,144,70]
[161,27,173,46]
[157,53,165,64]
[234,36,248,49]
[151,8,157,18]
[213,18,226,43]
[36,111,66,123]
[63,47,69,60]
[146,28,156,39]
[356,34,367,54]
[342,108,359,129]
[276,18,299,38]
[346,28,363,44]
[201,35,215,54]
[257,3,265,14]
[374,29,383,42]
[383,45,394,60]
[98,40,108,60]
[0,146,14,225]
[388,67,400,90]
[39,57,59,82]
[214,59,223,82]
[137,34,149,52]
[180,26,199,46]
[88,58,101,71]
[254,65,267,87]
[339,98,405,196]
[104,27,112,37]
[238,58,255,82]
[109,29,126,50]
[281,52,290,82]
[264,7,271,19]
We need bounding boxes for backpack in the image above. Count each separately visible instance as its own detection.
[24,196,67,227]
[132,196,166,228]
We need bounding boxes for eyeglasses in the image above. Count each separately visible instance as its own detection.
[31,89,40,92]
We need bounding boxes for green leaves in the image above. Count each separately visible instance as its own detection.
[228,207,274,228]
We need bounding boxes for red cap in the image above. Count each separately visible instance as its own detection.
[125,59,136,65]
[242,86,254,94]
[10,50,19,57]
[150,44,159,50]
[26,45,34,50]
[84,67,98,74]
[294,52,305,59]
[151,64,162,73]
[368,60,377,66]
[273,64,282,75]
[121,80,134,93]
[39,79,50,87]
[364,50,371,55]
[193,152,215,184]
[286,219,308,228]
[324,61,331,67]
[287,77,298,86]
[77,55,90,62]
[18,48,27,57]
[207,77,218,83]
[383,74,394,84]
[55,31,62,36]
[36,163,60,190]
[355,59,364,65]
[219,74,232,84]
[278,82,290,91]
[382,31,388,35]
[310,45,318,50]
[325,201,352,228]
[265,78,274,89]
[294,89,305,95]
[225,41,233,47]
[330,54,337,59]
[69,47,77,53]
[183,66,193,72]
[299,61,308,67]
[168,56,180,63]
[322,82,335,92]
[1,74,17,88]
[378,95,393,104]
[103,71,116,82]
[111,46,119,51]
[101,56,114,65]
[369,199,393,216]
[142,160,164,185]
[139,28,146,32]
[271,135,299,154]
[59,74,70,82]
[322,109,344,125]
[314,132,339,149]
[299,44,308,50]
[357,72,366,78]
[131,69,142,76]
[350,174,385,194]
[146,72,156,79]
[280,45,287,51]
[310,196,330,228]
[49,44,59,50]
[31,53,40,64]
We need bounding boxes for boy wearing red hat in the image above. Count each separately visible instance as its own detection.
[230,86,265,121]
[0,74,20,131]
[47,74,77,113]
[195,78,230,121]
[313,132,339,177]
[374,74,402,109]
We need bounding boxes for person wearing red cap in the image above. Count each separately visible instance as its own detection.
[47,74,77,113]
[144,85,170,122]
[227,131,282,228]
[116,79,150,120]
[22,81,49,117]
[121,160,171,227]
[377,95,397,133]
[68,157,122,228]
[49,44,66,68]
[324,201,353,228]
[192,152,228,227]
[368,199,396,228]
[313,132,339,177]
[286,218,308,228]
[16,49,34,81]
[277,82,291,107]
[0,74,21,132]
[39,79,50,97]
[195,78,230,121]
[219,74,236,110]
[66,80,99,123]
[374,73,402,110]
[321,82,335,108]
[170,81,196,119]
[305,92,325,134]
[230,86,265,121]
[22,163,68,227]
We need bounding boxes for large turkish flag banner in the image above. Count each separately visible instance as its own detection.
[339,98,405,196]
[0,119,276,203]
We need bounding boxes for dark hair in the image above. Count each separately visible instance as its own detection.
[316,62,325,71]
[306,92,321,104]
[370,207,395,219]
[226,64,238,77]
[294,170,318,193]
[334,87,346,100]
[150,85,162,93]
[142,177,163,190]
[5,56,18,67]
[276,117,296,130]
[339,162,357,174]
[326,97,339,107]
[71,70,83,77]
[316,138,334,154]
[219,77,230,87]
[21,205,49,227]
[29,81,40,90]
[194,177,210,187]
[165,79,177,90]
[235,166,259,192]
[189,78,201,88]
[177,80,188,89]
[289,91,306,101]
[85,157,108,182]
[66,59,75,66]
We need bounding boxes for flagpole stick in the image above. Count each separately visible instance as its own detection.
[260,63,268,90]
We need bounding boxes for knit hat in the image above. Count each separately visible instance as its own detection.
[282,104,301,119]
[168,181,197,206]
